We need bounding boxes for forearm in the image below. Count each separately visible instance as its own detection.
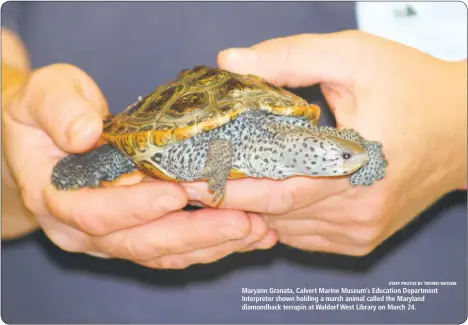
[1,28,39,239]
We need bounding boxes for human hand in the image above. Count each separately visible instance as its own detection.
[182,31,467,256]
[2,63,275,268]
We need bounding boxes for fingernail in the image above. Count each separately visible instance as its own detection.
[182,186,201,201]
[68,113,100,145]
[220,48,259,70]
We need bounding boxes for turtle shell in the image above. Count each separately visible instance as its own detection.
[102,65,320,159]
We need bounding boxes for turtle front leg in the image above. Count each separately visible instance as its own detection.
[52,144,137,190]
[202,139,233,207]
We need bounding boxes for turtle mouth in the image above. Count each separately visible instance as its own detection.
[344,157,368,171]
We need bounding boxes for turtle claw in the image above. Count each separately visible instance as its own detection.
[205,179,226,207]
[211,189,225,208]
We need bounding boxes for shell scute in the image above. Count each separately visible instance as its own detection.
[170,91,208,116]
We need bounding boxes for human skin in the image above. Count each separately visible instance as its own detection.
[1,29,276,269]
[182,30,467,256]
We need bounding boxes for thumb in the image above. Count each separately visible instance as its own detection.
[217,30,370,88]
[11,63,108,153]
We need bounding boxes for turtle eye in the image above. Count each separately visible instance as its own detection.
[342,152,352,160]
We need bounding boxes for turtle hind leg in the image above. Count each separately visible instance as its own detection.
[51,144,137,190]
[202,139,233,207]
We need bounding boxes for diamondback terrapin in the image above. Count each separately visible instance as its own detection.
[52,66,387,206]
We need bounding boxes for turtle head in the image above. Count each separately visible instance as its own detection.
[327,136,369,175]
[283,134,368,178]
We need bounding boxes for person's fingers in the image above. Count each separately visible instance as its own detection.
[8,63,107,153]
[181,176,349,214]
[1,29,30,71]
[267,218,361,246]
[320,83,358,126]
[264,184,386,225]
[91,209,254,261]
[44,181,188,236]
[278,234,374,256]
[237,229,278,252]
[35,213,94,253]
[217,30,367,88]
[134,212,271,269]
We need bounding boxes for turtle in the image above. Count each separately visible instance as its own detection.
[52,65,387,206]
